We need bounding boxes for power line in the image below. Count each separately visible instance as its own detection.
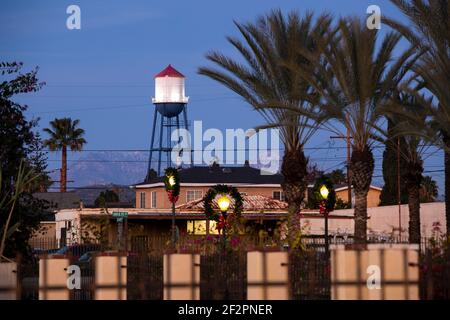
[40,145,393,152]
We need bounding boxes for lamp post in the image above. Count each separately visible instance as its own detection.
[167,175,177,245]
[320,185,330,257]
[217,195,231,246]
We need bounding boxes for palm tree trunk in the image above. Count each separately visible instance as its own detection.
[405,162,423,244]
[281,148,307,248]
[407,182,421,244]
[444,136,450,237]
[61,145,67,193]
[351,147,374,244]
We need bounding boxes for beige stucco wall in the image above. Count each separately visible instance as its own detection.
[336,187,381,208]
[300,202,446,238]
[31,222,56,240]
[136,186,285,209]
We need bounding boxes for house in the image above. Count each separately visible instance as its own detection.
[334,185,382,208]
[132,162,287,210]
[54,193,297,244]
[30,192,82,247]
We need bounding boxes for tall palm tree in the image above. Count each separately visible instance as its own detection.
[295,17,419,243]
[384,0,450,236]
[198,10,332,245]
[43,118,86,192]
[383,92,432,243]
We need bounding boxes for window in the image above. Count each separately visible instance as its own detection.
[140,192,146,208]
[187,220,218,235]
[186,190,203,203]
[151,191,157,208]
[273,191,286,201]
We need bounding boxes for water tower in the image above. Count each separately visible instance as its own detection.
[146,65,192,180]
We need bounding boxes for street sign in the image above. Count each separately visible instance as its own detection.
[112,211,128,218]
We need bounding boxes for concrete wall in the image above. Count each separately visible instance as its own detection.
[55,209,79,242]
[301,202,446,238]
[31,222,56,240]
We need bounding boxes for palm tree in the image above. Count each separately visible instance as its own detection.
[384,0,450,236]
[198,10,332,245]
[383,92,431,243]
[43,118,86,192]
[295,17,419,243]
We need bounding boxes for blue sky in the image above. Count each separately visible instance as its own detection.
[0,0,444,193]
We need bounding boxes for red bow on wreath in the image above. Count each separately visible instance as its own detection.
[167,190,179,204]
[216,214,227,234]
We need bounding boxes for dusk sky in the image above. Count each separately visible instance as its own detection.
[0,0,444,193]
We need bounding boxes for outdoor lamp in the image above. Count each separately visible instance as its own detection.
[168,175,176,187]
[320,185,329,200]
[218,195,231,213]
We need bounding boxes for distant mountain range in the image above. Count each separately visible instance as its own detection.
[47,151,147,206]
[72,184,136,207]
[52,151,149,187]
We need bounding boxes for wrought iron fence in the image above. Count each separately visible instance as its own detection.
[200,251,247,300]
[4,234,448,300]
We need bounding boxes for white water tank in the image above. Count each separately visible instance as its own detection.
[152,64,189,104]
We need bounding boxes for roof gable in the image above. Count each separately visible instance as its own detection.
[136,165,283,186]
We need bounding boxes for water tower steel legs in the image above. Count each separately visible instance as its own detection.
[147,103,191,180]
[167,117,171,170]
[182,105,193,166]
[147,107,158,180]
[174,115,181,163]
[157,114,164,176]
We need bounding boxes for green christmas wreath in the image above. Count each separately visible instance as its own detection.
[203,184,243,221]
[311,175,336,212]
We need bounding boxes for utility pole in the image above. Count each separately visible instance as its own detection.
[346,126,352,208]
[330,127,352,208]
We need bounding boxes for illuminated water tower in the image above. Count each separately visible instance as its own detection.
[146,65,191,180]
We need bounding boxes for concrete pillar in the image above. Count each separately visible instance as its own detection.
[331,244,419,300]
[163,253,200,300]
[39,256,70,300]
[0,262,17,300]
[247,251,289,300]
[94,253,127,300]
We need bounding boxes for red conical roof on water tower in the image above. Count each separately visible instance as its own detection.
[154,64,185,78]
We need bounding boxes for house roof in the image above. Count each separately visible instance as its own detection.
[154,64,185,78]
[176,194,288,212]
[135,164,284,187]
[33,192,81,210]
